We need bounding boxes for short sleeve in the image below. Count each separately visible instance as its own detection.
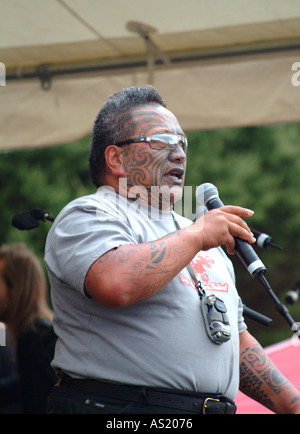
[45,195,138,293]
[237,297,248,334]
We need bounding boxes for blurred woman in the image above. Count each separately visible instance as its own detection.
[0,243,56,414]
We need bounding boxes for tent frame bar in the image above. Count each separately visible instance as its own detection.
[6,40,300,90]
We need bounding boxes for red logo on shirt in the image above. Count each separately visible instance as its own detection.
[179,253,229,292]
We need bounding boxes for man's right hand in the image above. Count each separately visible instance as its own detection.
[187,205,256,255]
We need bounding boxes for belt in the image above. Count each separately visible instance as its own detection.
[59,374,236,414]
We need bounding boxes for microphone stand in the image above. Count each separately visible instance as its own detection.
[256,272,300,339]
[197,183,299,339]
[243,305,272,327]
[30,208,54,223]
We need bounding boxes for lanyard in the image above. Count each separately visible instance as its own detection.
[172,213,231,344]
[172,213,206,299]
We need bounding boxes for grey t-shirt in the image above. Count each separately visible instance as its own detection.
[45,186,247,400]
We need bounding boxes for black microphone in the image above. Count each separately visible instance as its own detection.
[251,228,282,250]
[285,278,300,305]
[196,183,266,278]
[12,208,54,231]
[12,212,40,230]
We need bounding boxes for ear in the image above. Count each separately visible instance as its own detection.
[104,145,125,178]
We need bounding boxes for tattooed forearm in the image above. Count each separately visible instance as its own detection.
[239,345,287,410]
[239,334,300,413]
[240,346,289,394]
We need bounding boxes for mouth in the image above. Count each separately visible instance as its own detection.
[164,168,185,184]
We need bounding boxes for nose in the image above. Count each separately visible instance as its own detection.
[169,144,186,162]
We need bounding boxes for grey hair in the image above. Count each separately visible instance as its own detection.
[89,85,166,187]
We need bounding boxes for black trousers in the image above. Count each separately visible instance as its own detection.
[47,385,201,414]
[47,377,236,415]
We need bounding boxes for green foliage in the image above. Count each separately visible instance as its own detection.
[1,124,300,346]
[0,135,94,260]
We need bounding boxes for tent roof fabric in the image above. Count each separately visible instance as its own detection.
[2,0,300,70]
[236,338,300,414]
[1,0,300,150]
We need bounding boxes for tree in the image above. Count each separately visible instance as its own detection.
[0,135,94,266]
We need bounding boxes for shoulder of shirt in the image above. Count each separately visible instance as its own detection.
[52,192,97,221]
[54,187,118,220]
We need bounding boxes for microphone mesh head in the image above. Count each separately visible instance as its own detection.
[196,183,219,206]
[11,213,40,230]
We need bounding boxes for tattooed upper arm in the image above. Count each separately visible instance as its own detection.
[83,230,191,307]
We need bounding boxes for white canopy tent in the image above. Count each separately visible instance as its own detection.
[1,0,300,151]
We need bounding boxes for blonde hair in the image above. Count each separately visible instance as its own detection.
[0,243,52,344]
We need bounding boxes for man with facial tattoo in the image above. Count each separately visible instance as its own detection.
[45,86,300,414]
